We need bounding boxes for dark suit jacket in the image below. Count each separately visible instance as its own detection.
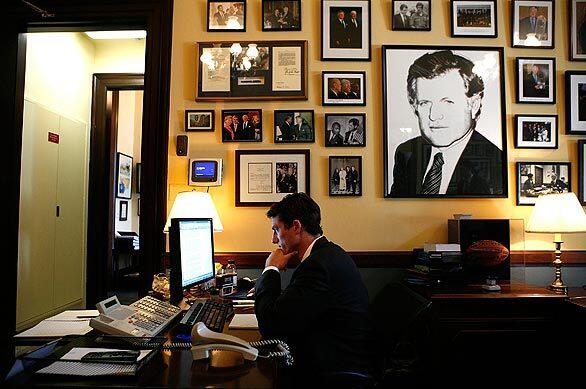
[522,73,548,98]
[347,19,361,48]
[255,237,372,376]
[331,19,348,47]
[519,16,547,40]
[326,131,344,146]
[328,89,341,99]
[393,13,410,29]
[390,131,503,196]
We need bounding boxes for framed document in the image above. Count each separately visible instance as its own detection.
[197,40,308,101]
[235,149,310,206]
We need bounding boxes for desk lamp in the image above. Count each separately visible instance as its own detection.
[164,191,223,233]
[526,193,586,293]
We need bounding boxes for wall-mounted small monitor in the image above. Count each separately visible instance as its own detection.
[189,158,223,187]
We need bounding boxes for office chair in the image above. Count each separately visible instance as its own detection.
[369,280,433,387]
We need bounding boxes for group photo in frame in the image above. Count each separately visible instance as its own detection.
[274,110,315,143]
[516,57,556,104]
[451,0,497,38]
[116,152,133,199]
[570,0,586,61]
[516,162,571,206]
[514,114,558,149]
[322,71,366,106]
[512,0,554,48]
[579,140,586,205]
[185,110,214,131]
[235,149,310,206]
[391,1,431,31]
[196,40,307,101]
[207,0,246,32]
[324,113,366,147]
[382,46,507,198]
[329,156,362,196]
[262,0,301,31]
[221,109,262,142]
[321,0,371,61]
[565,70,586,134]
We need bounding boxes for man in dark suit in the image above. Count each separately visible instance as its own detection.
[240,114,255,140]
[326,122,344,146]
[255,193,372,384]
[522,64,548,98]
[347,10,361,48]
[390,50,504,196]
[280,115,296,141]
[280,5,293,28]
[519,6,547,40]
[328,78,342,99]
[213,4,226,27]
[393,4,410,29]
[331,9,348,48]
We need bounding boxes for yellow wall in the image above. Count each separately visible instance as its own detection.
[168,0,586,252]
[93,39,146,73]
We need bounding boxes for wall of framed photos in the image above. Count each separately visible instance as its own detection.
[167,0,586,252]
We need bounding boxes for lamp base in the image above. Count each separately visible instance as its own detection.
[547,283,568,294]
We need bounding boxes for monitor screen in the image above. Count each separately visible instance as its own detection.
[191,160,217,182]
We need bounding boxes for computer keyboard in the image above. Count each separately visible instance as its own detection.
[180,299,234,332]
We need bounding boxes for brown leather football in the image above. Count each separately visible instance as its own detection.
[465,240,509,267]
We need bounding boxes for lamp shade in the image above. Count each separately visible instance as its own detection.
[526,193,586,233]
[164,191,223,232]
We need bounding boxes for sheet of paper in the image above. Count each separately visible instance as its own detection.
[61,348,151,362]
[228,314,258,329]
[272,46,302,92]
[45,310,99,321]
[14,320,92,338]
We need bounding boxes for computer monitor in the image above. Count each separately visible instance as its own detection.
[169,218,215,304]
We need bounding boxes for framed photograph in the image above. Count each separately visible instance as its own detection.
[196,40,307,101]
[116,152,133,199]
[262,0,301,31]
[207,1,246,32]
[321,0,371,61]
[565,71,586,134]
[578,140,586,205]
[235,149,310,206]
[119,201,128,222]
[325,113,366,147]
[382,46,507,198]
[221,110,262,142]
[391,1,431,31]
[322,71,366,106]
[516,57,556,104]
[329,156,362,196]
[570,0,586,61]
[514,115,558,149]
[451,0,497,38]
[512,1,554,48]
[274,110,315,143]
[516,162,571,206]
[185,110,214,131]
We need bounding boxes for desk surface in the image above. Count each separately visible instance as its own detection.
[428,282,568,300]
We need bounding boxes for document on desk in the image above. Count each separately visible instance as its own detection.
[228,314,258,329]
[14,320,93,338]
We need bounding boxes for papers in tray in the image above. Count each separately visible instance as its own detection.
[228,314,258,329]
[15,310,99,338]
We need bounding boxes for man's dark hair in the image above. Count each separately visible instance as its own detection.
[267,193,323,236]
[400,4,408,10]
[349,118,359,127]
[407,50,485,121]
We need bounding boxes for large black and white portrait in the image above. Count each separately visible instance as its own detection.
[383,46,507,198]
[565,71,586,135]
[325,113,366,147]
[516,57,555,104]
[516,162,571,206]
[321,0,371,61]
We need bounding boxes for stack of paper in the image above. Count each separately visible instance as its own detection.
[15,310,99,338]
[228,314,258,329]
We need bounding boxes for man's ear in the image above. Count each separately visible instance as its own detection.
[292,220,303,233]
[469,94,482,118]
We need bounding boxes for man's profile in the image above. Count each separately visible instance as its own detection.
[390,50,503,196]
[254,193,372,383]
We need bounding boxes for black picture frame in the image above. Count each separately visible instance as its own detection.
[262,0,302,31]
[116,152,133,199]
[511,0,555,49]
[514,114,558,149]
[196,40,308,101]
[321,0,372,61]
[274,110,315,143]
[329,156,362,196]
[515,57,556,104]
[119,200,128,222]
[565,70,586,135]
[324,113,366,147]
[185,110,214,132]
[516,162,572,206]
[322,71,366,106]
[578,139,586,205]
[136,162,141,194]
[391,0,431,31]
[221,109,263,142]
[235,149,310,206]
[207,0,247,32]
[450,0,497,38]
[382,45,508,199]
[570,0,586,61]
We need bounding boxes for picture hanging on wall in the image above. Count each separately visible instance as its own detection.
[514,115,558,149]
[262,0,301,31]
[207,0,246,32]
[579,140,586,205]
[221,109,262,142]
[116,152,133,199]
[451,0,497,38]
[274,110,315,143]
[382,45,507,199]
[570,0,586,61]
[325,113,366,147]
[322,71,366,106]
[516,162,571,206]
[565,70,586,134]
[511,0,554,48]
[516,57,556,104]
[119,201,128,222]
[321,0,371,61]
[391,1,431,31]
[185,110,214,131]
[329,156,362,196]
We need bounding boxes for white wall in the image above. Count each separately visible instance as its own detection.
[93,39,146,73]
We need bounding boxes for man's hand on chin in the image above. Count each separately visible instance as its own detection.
[265,249,298,271]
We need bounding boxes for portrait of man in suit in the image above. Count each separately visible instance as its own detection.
[330,9,348,48]
[389,50,504,197]
[328,78,342,99]
[522,64,549,99]
[325,121,344,146]
[393,3,411,29]
[518,5,548,41]
[222,110,262,142]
